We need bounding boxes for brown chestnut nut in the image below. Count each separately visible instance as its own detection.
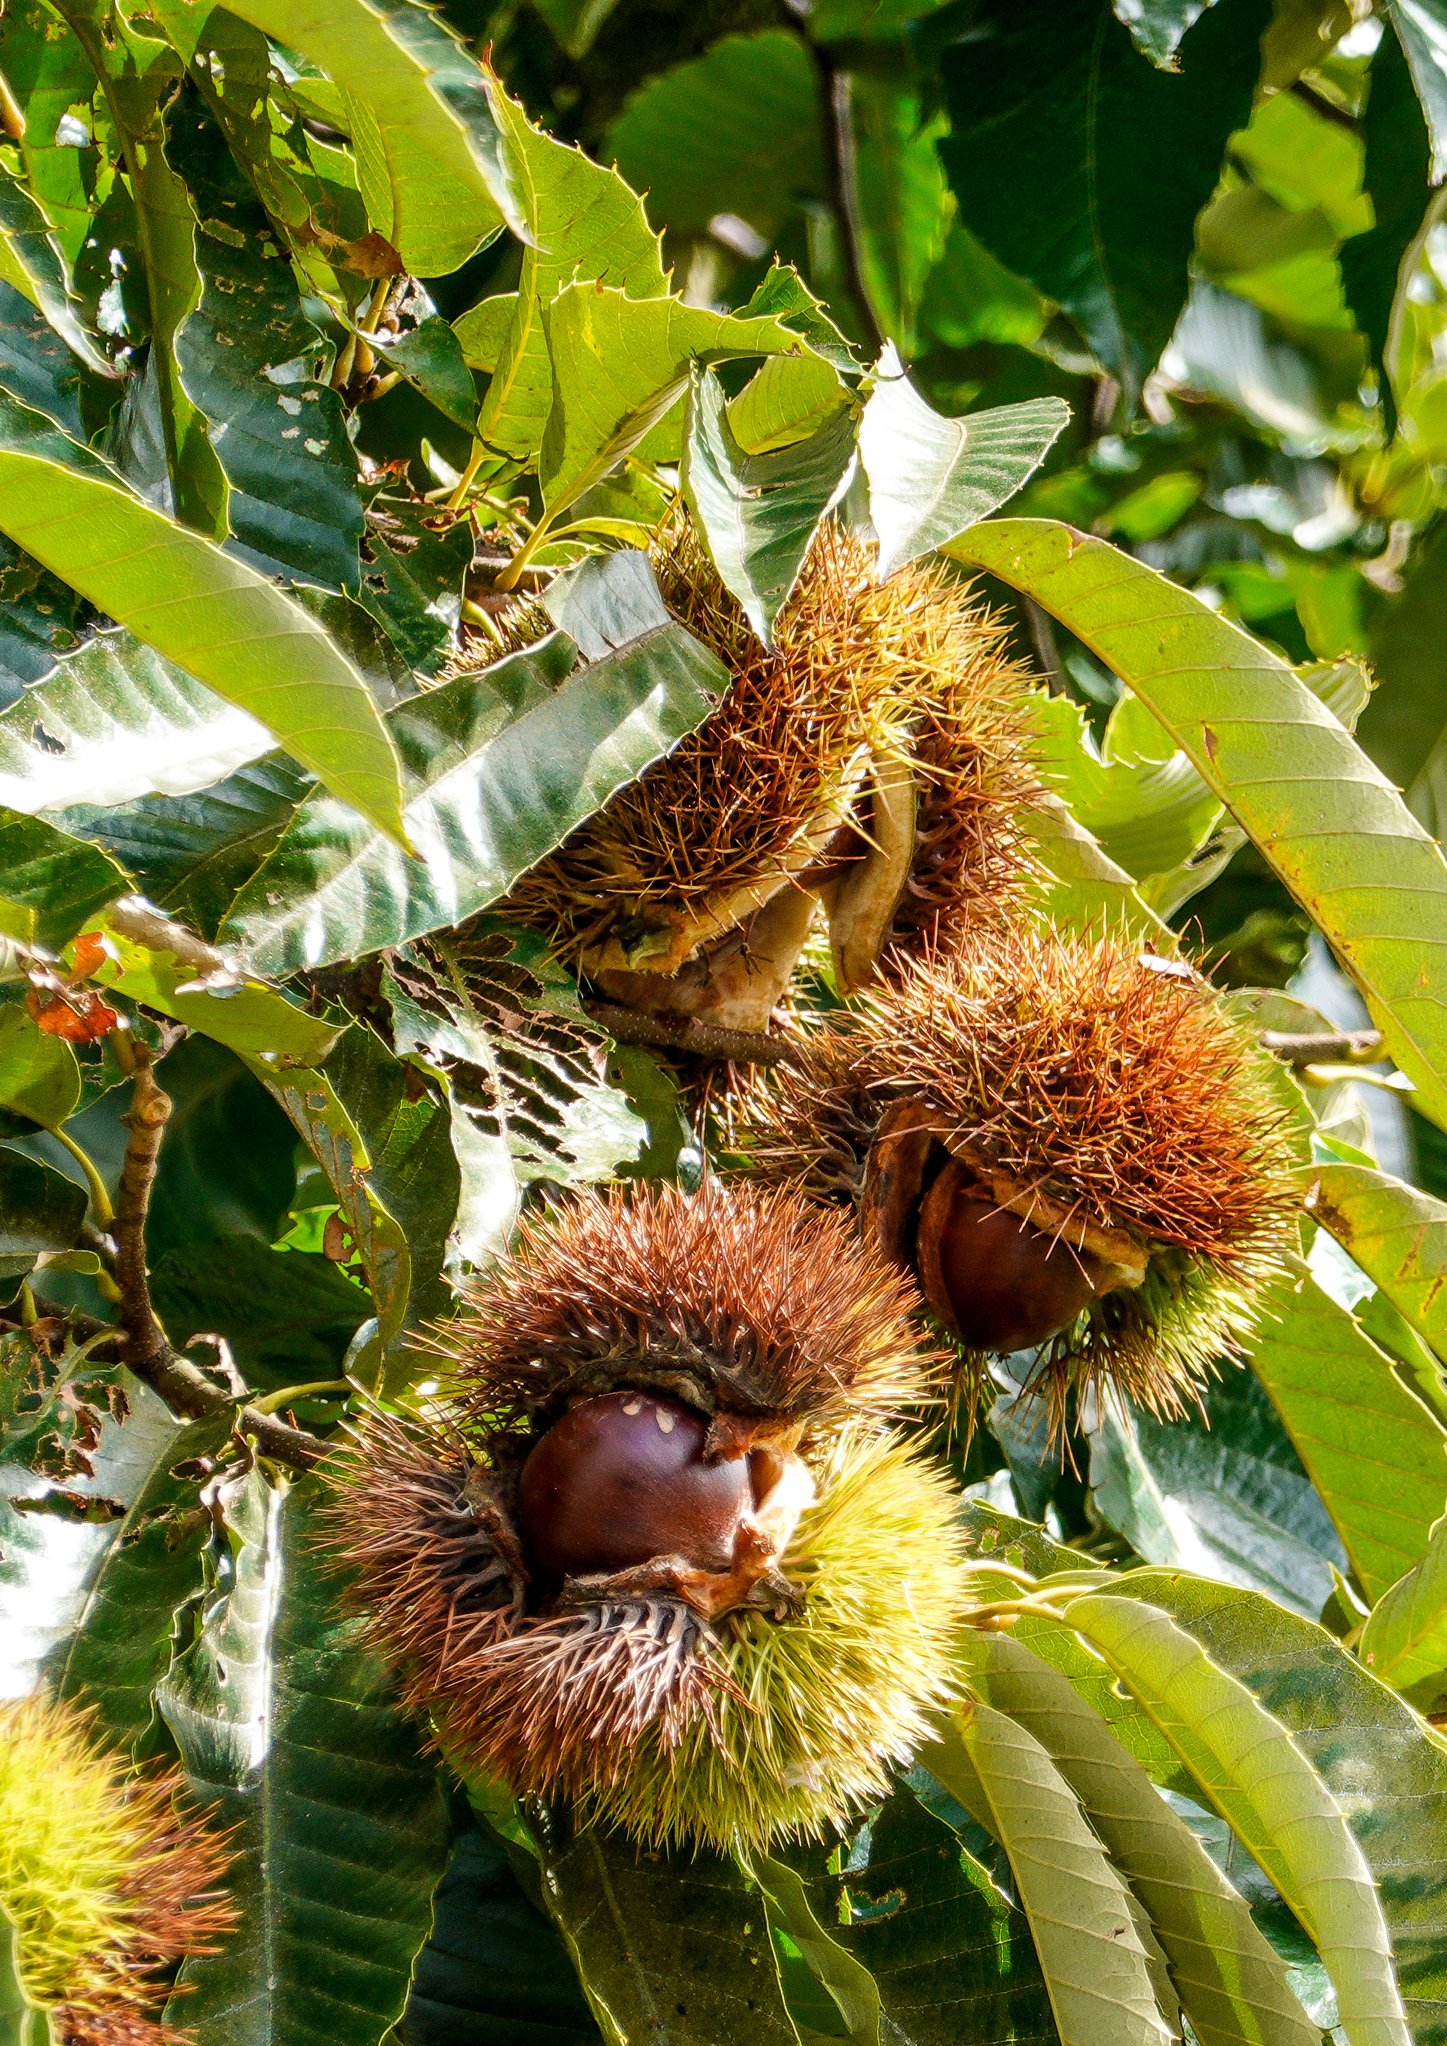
[915,1160,1097,1353]
[516,1391,753,1587]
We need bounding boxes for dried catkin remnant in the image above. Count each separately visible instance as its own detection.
[734,928,1302,1429]
[323,1181,970,1850]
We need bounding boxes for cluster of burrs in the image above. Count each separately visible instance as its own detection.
[332,517,1302,1851]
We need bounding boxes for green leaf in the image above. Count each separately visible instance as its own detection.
[59,755,312,945]
[1031,690,1223,889]
[736,263,860,375]
[159,1472,452,2046]
[937,0,1264,401]
[682,366,856,645]
[1357,1511,1447,1707]
[0,166,112,382]
[743,1854,881,2046]
[859,354,1067,576]
[80,911,344,1068]
[844,70,951,356]
[0,1146,85,1272]
[150,1239,370,1395]
[1386,0,1447,181]
[0,1005,79,1130]
[221,625,725,976]
[1024,791,1172,939]
[1246,1265,1447,1603]
[1112,0,1218,65]
[923,1702,1175,2046]
[219,0,521,271]
[0,811,129,951]
[470,72,665,470]
[604,31,826,244]
[51,0,228,533]
[520,1812,797,2046]
[166,99,366,592]
[0,394,406,843]
[403,1821,603,2046]
[1306,1161,1447,1377]
[1108,1569,1447,2045]
[1339,21,1432,432]
[241,1056,412,1386]
[1064,1591,1410,2046]
[370,313,478,431]
[53,1409,233,1752]
[0,629,273,815]
[959,1627,1319,2046]
[538,284,822,522]
[1086,1371,1348,1620]
[725,352,852,455]
[0,1903,51,2046]
[951,518,1447,1134]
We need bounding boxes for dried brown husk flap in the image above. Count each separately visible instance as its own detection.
[817,744,920,994]
[591,880,821,1034]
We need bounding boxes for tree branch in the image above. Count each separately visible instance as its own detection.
[105,1052,324,1472]
[585,1001,803,1066]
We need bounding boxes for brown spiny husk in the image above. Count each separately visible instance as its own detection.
[0,1691,235,2028]
[733,928,1302,1423]
[497,519,1041,970]
[321,1181,962,1849]
[442,1177,940,1434]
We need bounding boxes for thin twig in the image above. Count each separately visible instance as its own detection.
[104,1054,324,1471]
[1260,1028,1383,1069]
[584,1001,803,1067]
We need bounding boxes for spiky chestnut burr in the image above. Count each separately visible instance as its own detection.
[732,929,1301,1427]
[496,520,1042,1028]
[0,1692,234,2045]
[323,1181,969,1849]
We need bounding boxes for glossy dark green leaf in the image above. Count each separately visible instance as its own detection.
[243,1053,410,1386]
[371,314,478,431]
[1086,1372,1347,1619]
[0,162,113,382]
[0,811,129,950]
[0,628,273,816]
[321,1023,459,1340]
[52,1409,231,1753]
[0,1146,85,1270]
[142,1033,300,1263]
[61,756,312,943]
[0,277,91,440]
[844,67,951,355]
[937,0,1265,400]
[786,1787,1056,2046]
[0,533,93,702]
[605,31,826,244]
[1340,21,1432,433]
[0,392,406,842]
[522,1806,797,2046]
[166,97,366,592]
[159,1473,452,2046]
[404,1821,601,2046]
[1104,1570,1447,2046]
[151,1241,369,1396]
[222,626,725,976]
[682,366,855,644]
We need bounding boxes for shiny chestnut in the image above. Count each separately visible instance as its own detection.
[915,1160,1097,1353]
